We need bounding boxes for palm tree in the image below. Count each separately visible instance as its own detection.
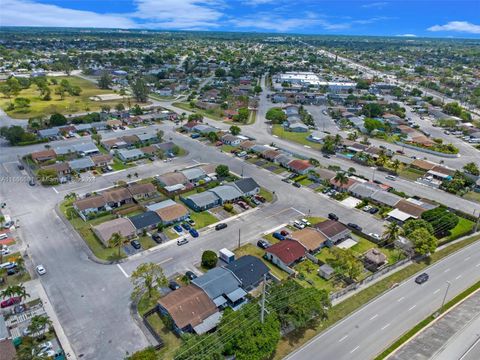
[382,222,402,247]
[391,159,401,174]
[27,314,52,340]
[15,283,30,305]
[1,285,16,299]
[333,171,349,189]
[15,256,26,274]
[108,232,124,258]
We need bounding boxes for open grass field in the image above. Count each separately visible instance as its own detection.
[172,101,224,121]
[0,76,143,119]
[272,124,323,150]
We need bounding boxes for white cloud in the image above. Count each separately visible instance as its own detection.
[427,21,480,34]
[397,34,417,37]
[361,2,388,9]
[242,0,276,5]
[2,0,135,28]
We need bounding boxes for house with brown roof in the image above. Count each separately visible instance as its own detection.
[102,187,133,208]
[262,149,282,161]
[41,162,71,178]
[156,172,188,187]
[91,154,113,167]
[394,199,426,219]
[0,339,16,360]
[239,140,256,151]
[101,138,128,150]
[128,183,157,200]
[92,217,136,246]
[411,159,436,171]
[330,177,358,191]
[121,134,140,148]
[265,239,306,274]
[140,145,159,157]
[314,220,351,244]
[290,228,330,253]
[157,284,220,335]
[287,159,314,174]
[73,195,107,220]
[31,149,57,163]
[155,203,190,225]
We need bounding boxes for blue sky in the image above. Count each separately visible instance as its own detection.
[2,0,480,38]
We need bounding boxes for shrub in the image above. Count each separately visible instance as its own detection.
[201,250,218,269]
[223,203,234,212]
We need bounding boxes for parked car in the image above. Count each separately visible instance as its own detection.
[186,218,196,226]
[272,232,285,241]
[237,201,249,210]
[152,233,163,243]
[189,228,199,238]
[281,178,291,183]
[368,233,381,240]
[28,179,36,186]
[215,223,228,231]
[280,230,289,236]
[415,273,429,284]
[130,240,141,250]
[328,213,339,221]
[168,281,180,290]
[173,224,183,233]
[292,182,301,188]
[185,271,197,281]
[293,220,305,229]
[301,218,311,226]
[181,222,191,231]
[36,264,46,275]
[323,154,331,159]
[386,175,397,181]
[177,238,189,246]
[363,205,372,212]
[369,208,379,214]
[17,163,24,170]
[1,296,21,308]
[257,240,271,249]
[254,195,266,203]
[348,223,362,232]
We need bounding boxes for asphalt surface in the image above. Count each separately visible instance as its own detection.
[285,240,480,360]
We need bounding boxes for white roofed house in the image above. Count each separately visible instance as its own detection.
[117,149,144,162]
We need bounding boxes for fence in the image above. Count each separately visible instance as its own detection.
[142,308,165,350]
[329,257,411,301]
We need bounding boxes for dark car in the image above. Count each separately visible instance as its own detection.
[17,163,24,170]
[185,271,197,281]
[348,223,363,232]
[257,240,271,249]
[1,296,21,308]
[152,233,163,243]
[189,228,199,238]
[272,232,285,241]
[415,273,429,284]
[28,179,36,186]
[173,224,183,232]
[292,182,301,188]
[215,223,228,231]
[168,281,180,291]
[369,207,379,214]
[328,213,339,221]
[130,240,141,250]
[323,154,331,159]
[280,230,289,236]
[181,222,191,231]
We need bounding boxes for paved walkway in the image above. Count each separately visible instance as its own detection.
[391,288,480,360]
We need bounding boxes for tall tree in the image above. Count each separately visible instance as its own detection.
[27,314,52,339]
[98,71,113,90]
[409,228,438,256]
[130,262,168,299]
[108,232,124,258]
[333,171,349,188]
[382,222,402,246]
[130,77,149,102]
[230,125,241,136]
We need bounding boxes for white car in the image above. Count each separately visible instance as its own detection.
[385,175,397,181]
[300,218,311,226]
[293,220,305,229]
[38,341,53,352]
[0,247,10,256]
[36,265,46,275]
[368,233,381,240]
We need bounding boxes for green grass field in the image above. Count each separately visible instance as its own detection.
[172,102,224,121]
[0,76,143,119]
[463,191,480,203]
[272,125,323,150]
[189,211,218,228]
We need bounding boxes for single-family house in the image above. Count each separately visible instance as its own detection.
[91,154,113,167]
[290,228,330,253]
[262,149,282,161]
[181,167,207,183]
[38,127,60,139]
[221,134,242,146]
[157,285,220,335]
[314,220,351,244]
[41,162,71,180]
[155,203,190,225]
[307,131,328,143]
[348,182,380,199]
[129,211,162,233]
[394,199,426,219]
[275,154,295,167]
[92,217,136,246]
[288,122,309,132]
[31,149,56,163]
[102,138,128,150]
[117,149,144,162]
[370,190,402,207]
[156,172,188,187]
[182,191,220,211]
[73,195,107,220]
[103,187,133,208]
[68,157,95,172]
[265,239,306,273]
[287,159,314,174]
[233,178,260,196]
[210,185,243,203]
[74,142,99,156]
[128,183,157,200]
[225,255,269,292]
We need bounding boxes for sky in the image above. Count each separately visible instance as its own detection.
[1,0,480,38]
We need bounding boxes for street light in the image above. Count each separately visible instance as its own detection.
[441,281,451,312]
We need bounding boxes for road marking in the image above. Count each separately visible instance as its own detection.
[158,257,173,265]
[464,256,471,261]
[381,323,391,330]
[434,289,441,294]
[290,207,305,216]
[117,264,129,278]
[476,263,480,267]
[338,335,348,343]
[304,145,311,148]
[52,187,59,194]
[408,305,417,311]
[350,346,359,354]
[397,296,405,302]
[370,314,379,321]
[444,268,450,273]
[456,275,462,280]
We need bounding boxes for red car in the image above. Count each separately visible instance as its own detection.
[280,230,289,236]
[1,296,21,308]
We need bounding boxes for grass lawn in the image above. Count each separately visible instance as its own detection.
[0,76,144,119]
[138,235,157,250]
[111,158,135,171]
[272,125,322,150]
[441,217,474,243]
[294,260,335,293]
[298,178,314,186]
[234,243,288,280]
[164,228,179,240]
[0,270,31,290]
[259,187,274,202]
[172,102,223,121]
[272,233,480,360]
[463,191,480,203]
[137,289,182,359]
[189,211,218,229]
[305,217,326,225]
[220,144,236,153]
[398,167,425,181]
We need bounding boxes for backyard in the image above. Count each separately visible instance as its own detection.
[272,124,323,150]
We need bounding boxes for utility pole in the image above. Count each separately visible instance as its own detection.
[441,281,451,312]
[238,228,241,249]
[260,273,267,323]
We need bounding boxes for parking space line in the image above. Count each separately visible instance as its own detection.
[339,335,348,343]
[444,268,450,273]
[434,289,441,294]
[350,346,359,354]
[370,314,378,321]
[291,207,305,216]
[381,323,391,330]
[456,275,462,280]
[52,187,59,194]
[408,305,417,311]
[397,296,405,302]
[117,264,129,278]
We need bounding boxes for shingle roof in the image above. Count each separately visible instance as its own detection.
[74,195,106,211]
[103,187,132,203]
[128,183,156,196]
[266,239,306,265]
[92,218,136,244]
[225,255,269,290]
[233,178,260,194]
[31,149,56,161]
[370,190,402,207]
[210,185,243,202]
[192,267,242,300]
[395,199,426,218]
[158,285,218,329]
[157,172,188,186]
[155,203,189,223]
[314,220,349,239]
[185,191,219,208]
[68,157,95,170]
[288,159,313,172]
[146,199,177,212]
[181,167,205,181]
[129,211,161,230]
[290,228,327,251]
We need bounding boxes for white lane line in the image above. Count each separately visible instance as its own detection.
[464,257,471,261]
[350,346,360,354]
[434,289,441,294]
[397,296,405,302]
[158,257,174,265]
[370,314,379,321]
[117,264,129,278]
[456,275,462,280]
[476,263,480,267]
[408,305,417,311]
[339,335,349,343]
[291,207,306,216]
[381,323,391,330]
[52,187,59,194]
[444,268,451,273]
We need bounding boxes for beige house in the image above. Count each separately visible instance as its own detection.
[92,217,136,246]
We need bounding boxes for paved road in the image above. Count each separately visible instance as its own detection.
[285,238,480,360]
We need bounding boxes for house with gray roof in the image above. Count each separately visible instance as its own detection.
[146,199,177,212]
[136,132,159,144]
[275,153,295,167]
[54,145,76,156]
[193,124,217,134]
[74,124,92,132]
[287,122,309,132]
[68,157,95,172]
[348,182,380,199]
[181,167,207,182]
[74,142,99,156]
[370,190,402,207]
[117,149,144,162]
[182,191,220,211]
[210,185,243,203]
[233,178,260,196]
[191,267,246,309]
[38,127,60,139]
[250,144,270,154]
